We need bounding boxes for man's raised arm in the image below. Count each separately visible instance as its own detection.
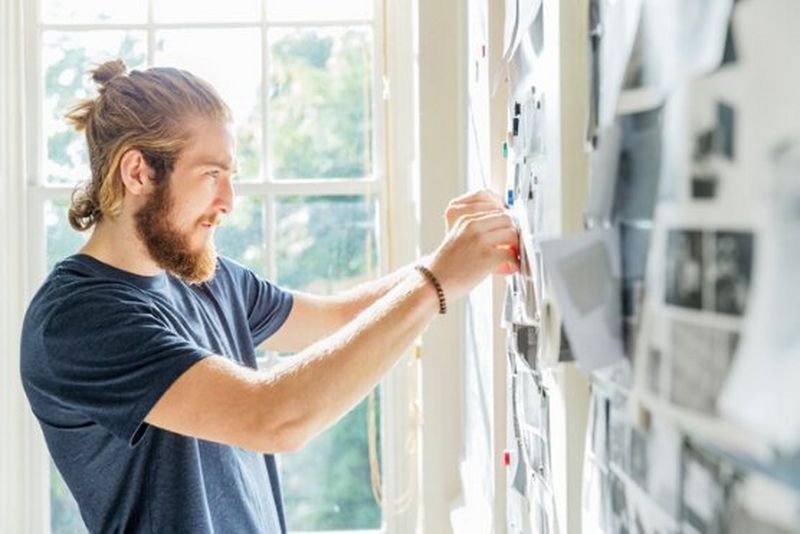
[145,209,519,453]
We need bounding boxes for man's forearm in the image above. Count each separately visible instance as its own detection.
[335,262,416,318]
[259,269,437,449]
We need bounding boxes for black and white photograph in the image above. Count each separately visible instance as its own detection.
[608,470,630,534]
[629,427,649,490]
[620,223,651,356]
[608,395,630,473]
[680,445,730,534]
[612,107,664,224]
[707,231,753,316]
[665,229,704,310]
[646,346,663,396]
[669,320,739,414]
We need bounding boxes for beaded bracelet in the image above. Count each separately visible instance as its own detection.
[414,264,447,314]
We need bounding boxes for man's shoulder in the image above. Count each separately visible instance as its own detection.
[210,256,256,289]
[26,256,154,325]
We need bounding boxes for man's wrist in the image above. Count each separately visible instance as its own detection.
[414,264,447,314]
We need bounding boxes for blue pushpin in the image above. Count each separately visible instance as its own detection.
[506,189,514,207]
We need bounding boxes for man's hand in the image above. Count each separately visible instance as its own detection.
[444,188,506,232]
[425,210,520,302]
[443,188,519,276]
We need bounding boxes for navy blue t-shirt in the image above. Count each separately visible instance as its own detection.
[20,254,294,533]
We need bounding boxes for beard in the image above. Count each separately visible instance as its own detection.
[134,179,218,285]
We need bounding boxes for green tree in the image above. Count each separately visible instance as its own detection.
[269,28,373,179]
[267,27,382,531]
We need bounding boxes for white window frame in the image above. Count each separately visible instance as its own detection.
[1,0,421,532]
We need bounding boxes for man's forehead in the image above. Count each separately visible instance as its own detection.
[181,120,237,168]
[187,153,238,170]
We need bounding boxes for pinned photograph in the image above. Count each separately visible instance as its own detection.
[708,231,753,316]
[680,444,731,534]
[669,320,739,414]
[629,427,649,490]
[665,229,703,310]
[612,107,664,224]
[608,470,630,533]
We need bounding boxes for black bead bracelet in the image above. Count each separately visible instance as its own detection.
[415,264,447,314]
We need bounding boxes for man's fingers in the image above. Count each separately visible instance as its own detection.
[493,247,521,274]
[450,188,504,207]
[495,261,520,275]
[460,210,517,233]
[447,201,502,218]
[481,228,520,248]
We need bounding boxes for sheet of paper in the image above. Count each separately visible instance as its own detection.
[540,228,625,372]
[728,473,800,533]
[587,103,663,228]
[627,0,733,97]
[596,0,643,128]
[502,0,519,61]
[504,0,543,62]
[718,139,800,452]
[586,123,622,225]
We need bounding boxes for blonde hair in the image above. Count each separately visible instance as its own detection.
[66,59,231,231]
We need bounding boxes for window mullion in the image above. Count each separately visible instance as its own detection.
[265,192,277,281]
[267,19,373,28]
[261,0,270,184]
[234,180,376,197]
[147,0,155,66]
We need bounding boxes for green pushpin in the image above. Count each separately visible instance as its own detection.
[502,141,508,159]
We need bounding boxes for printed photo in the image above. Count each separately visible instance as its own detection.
[665,229,703,309]
[708,231,753,316]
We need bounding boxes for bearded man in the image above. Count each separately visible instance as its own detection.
[19,59,519,533]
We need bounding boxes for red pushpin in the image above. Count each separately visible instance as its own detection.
[503,450,511,467]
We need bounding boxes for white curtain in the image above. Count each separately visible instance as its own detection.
[0,0,47,532]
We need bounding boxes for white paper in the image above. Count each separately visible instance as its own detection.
[504,0,543,63]
[629,0,733,98]
[597,0,644,128]
[540,229,625,372]
[729,473,800,533]
[586,124,622,225]
[502,0,519,61]
[719,139,800,452]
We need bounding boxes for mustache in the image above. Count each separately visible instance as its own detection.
[200,215,223,227]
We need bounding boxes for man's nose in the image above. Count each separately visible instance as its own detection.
[217,174,235,214]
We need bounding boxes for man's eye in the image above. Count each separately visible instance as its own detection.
[206,171,220,179]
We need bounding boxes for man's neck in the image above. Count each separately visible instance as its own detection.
[79,219,163,277]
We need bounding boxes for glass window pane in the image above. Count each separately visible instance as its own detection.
[215,196,266,273]
[153,0,260,23]
[275,195,378,291]
[276,195,381,530]
[155,29,263,182]
[41,0,145,24]
[43,31,147,185]
[268,27,373,180]
[281,394,381,531]
[268,0,372,22]
[46,201,90,270]
[51,463,88,533]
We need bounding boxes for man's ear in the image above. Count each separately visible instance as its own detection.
[119,149,154,196]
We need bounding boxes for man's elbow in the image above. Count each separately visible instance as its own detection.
[248,406,313,454]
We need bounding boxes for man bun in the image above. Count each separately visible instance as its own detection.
[90,58,127,87]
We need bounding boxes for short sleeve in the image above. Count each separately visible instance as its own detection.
[221,259,294,346]
[36,291,208,446]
